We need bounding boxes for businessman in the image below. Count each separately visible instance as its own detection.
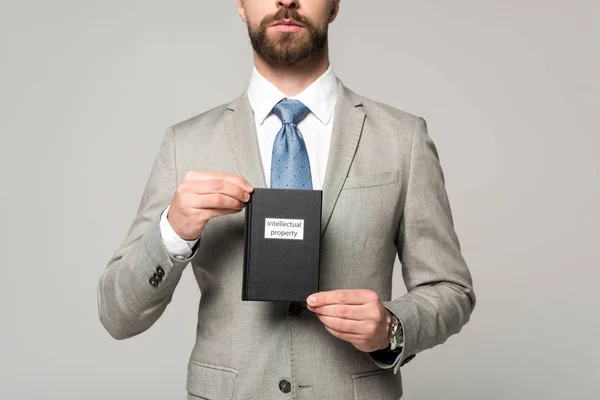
[97,1,475,399]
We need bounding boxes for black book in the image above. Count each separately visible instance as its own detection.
[242,188,322,302]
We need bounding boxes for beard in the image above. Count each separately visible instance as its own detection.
[247,7,328,64]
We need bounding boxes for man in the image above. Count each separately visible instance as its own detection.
[97,1,475,399]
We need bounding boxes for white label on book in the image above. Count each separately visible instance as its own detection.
[264,218,304,240]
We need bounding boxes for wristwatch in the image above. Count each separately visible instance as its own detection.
[389,315,404,351]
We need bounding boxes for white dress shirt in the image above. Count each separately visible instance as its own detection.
[160,66,339,259]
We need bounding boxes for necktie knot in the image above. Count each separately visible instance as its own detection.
[272,99,310,125]
[270,99,313,190]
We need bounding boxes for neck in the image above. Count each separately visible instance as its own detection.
[253,45,331,97]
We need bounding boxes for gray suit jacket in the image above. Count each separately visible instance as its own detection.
[97,81,475,400]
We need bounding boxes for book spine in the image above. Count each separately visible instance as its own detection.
[241,194,252,300]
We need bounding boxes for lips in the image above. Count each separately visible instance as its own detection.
[271,19,304,28]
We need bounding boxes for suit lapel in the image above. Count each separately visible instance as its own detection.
[224,92,268,189]
[224,83,366,234]
[320,82,366,235]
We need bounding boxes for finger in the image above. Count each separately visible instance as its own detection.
[181,193,246,211]
[182,179,251,203]
[183,171,254,192]
[323,325,363,343]
[307,304,376,321]
[205,208,244,219]
[307,289,378,307]
[316,315,369,336]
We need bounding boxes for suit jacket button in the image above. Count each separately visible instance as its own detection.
[149,277,159,288]
[153,272,162,283]
[401,354,416,367]
[279,379,291,394]
[156,266,165,278]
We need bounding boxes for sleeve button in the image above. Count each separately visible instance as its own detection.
[401,354,416,367]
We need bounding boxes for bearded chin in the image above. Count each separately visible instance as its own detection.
[248,24,328,64]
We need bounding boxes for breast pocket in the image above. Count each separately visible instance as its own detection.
[343,170,399,190]
[187,360,238,400]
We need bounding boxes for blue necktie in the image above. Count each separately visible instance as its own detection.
[270,99,313,190]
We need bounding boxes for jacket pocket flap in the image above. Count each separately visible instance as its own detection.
[187,361,237,400]
[343,170,399,190]
[352,369,402,400]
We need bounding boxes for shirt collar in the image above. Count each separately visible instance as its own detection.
[247,65,338,125]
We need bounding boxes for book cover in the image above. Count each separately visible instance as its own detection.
[242,188,322,302]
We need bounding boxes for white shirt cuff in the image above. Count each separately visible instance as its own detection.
[159,205,199,259]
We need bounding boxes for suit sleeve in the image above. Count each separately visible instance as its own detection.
[381,117,476,371]
[97,126,197,340]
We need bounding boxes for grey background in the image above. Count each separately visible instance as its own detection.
[1,0,598,399]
